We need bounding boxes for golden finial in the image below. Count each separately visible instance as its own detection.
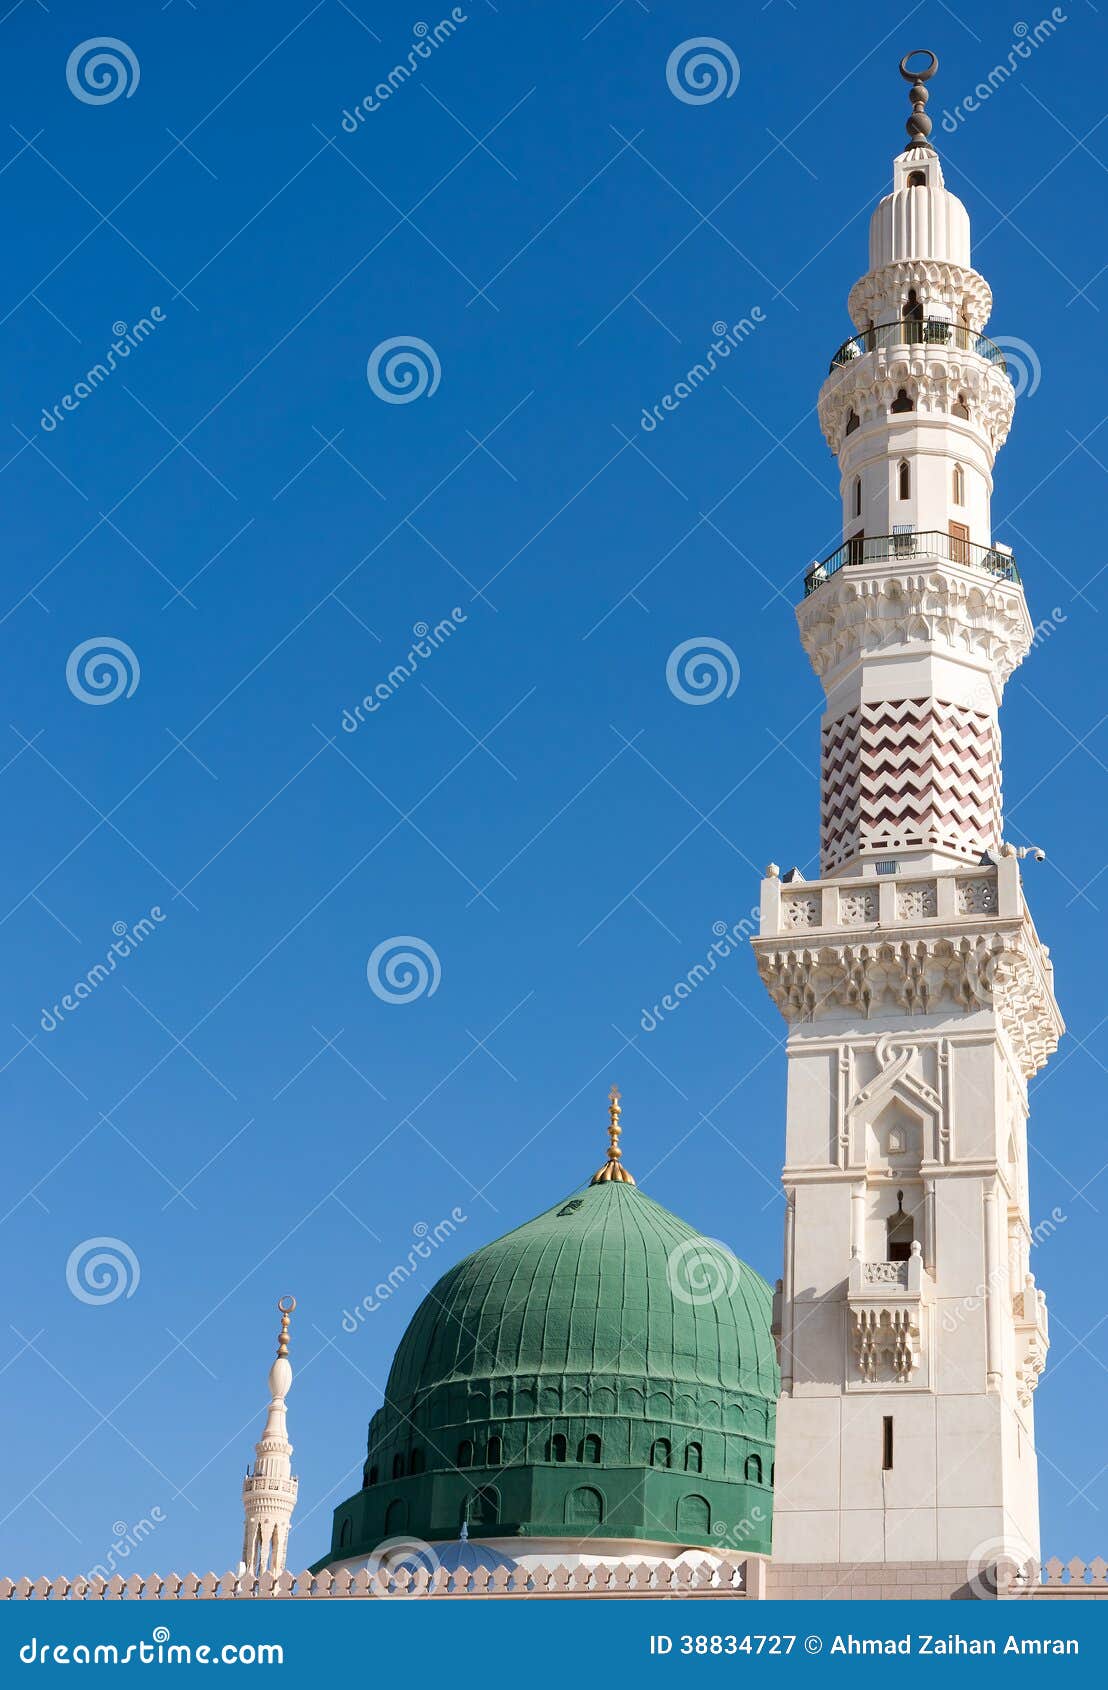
[276,1295,296,1359]
[590,1085,635,1185]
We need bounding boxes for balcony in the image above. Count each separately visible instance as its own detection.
[848,1245,930,1386]
[828,316,1008,375]
[804,529,1020,596]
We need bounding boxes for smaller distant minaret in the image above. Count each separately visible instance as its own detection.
[240,1296,299,1578]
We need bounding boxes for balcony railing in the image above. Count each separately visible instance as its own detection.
[804,529,1020,596]
[828,316,1008,375]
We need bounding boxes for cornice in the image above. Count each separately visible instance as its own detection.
[818,348,1014,456]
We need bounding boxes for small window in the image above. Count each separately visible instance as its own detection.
[908,169,926,187]
[408,1448,425,1475]
[952,463,965,504]
[486,1435,503,1466]
[392,1453,405,1479]
[457,1439,473,1467]
[547,1433,567,1463]
[882,1417,894,1471]
[339,1517,352,1547]
[887,1126,906,1154]
[852,476,861,518]
[891,388,914,414]
[650,1437,672,1469]
[845,409,860,435]
[463,1485,500,1527]
[565,1486,604,1527]
[744,1453,763,1484]
[898,460,911,499]
[685,1441,703,1474]
[887,1191,914,1262]
[367,1465,378,1486]
[580,1433,601,1464]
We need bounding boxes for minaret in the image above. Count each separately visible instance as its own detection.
[752,54,1063,1572]
[241,1297,299,1578]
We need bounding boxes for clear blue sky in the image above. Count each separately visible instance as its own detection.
[0,0,1104,1577]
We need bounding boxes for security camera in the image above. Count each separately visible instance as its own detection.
[1011,844,1047,863]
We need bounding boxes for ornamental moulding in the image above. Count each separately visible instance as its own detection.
[818,352,1015,454]
[751,925,1061,1077]
[796,567,1033,684]
[847,258,993,333]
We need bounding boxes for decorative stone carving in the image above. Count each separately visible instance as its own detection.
[863,1261,909,1286]
[797,566,1034,688]
[781,894,819,930]
[847,258,993,336]
[897,882,938,921]
[818,345,1015,455]
[958,877,998,915]
[839,890,876,925]
[753,919,1062,1078]
[1013,1275,1050,1407]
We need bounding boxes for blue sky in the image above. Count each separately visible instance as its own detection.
[0,0,1105,1577]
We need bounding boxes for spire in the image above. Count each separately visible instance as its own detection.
[240,1296,299,1579]
[900,49,938,150]
[590,1084,635,1185]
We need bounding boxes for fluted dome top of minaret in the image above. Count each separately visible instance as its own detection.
[867,52,971,270]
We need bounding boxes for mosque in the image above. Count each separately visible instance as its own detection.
[12,51,1096,1605]
[225,49,1078,1602]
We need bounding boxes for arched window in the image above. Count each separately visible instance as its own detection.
[904,288,923,339]
[650,1437,672,1469]
[384,1498,407,1534]
[908,169,926,187]
[456,1439,473,1468]
[952,463,965,504]
[408,1448,425,1475]
[579,1433,601,1464]
[845,409,860,435]
[744,1453,763,1484]
[339,1517,352,1548]
[953,392,970,420]
[367,1465,378,1486]
[890,388,914,413]
[685,1442,703,1474]
[486,1435,503,1466]
[677,1494,711,1536]
[565,1486,604,1527]
[392,1453,405,1479]
[463,1486,499,1526]
[887,1191,915,1262]
[547,1433,567,1463]
[852,476,861,518]
[898,459,911,499]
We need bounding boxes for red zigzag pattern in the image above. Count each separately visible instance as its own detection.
[821,697,1002,872]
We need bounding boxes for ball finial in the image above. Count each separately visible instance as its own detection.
[899,49,938,148]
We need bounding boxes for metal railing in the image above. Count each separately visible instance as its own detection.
[803,529,1020,595]
[828,317,1007,375]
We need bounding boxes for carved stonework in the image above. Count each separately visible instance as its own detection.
[797,565,1034,687]
[753,920,1062,1078]
[958,877,998,915]
[819,345,1014,454]
[847,259,993,335]
[897,882,939,921]
[781,893,820,930]
[852,1305,921,1384]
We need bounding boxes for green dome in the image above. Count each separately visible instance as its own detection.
[321,1177,778,1562]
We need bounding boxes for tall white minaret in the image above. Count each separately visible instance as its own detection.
[240,1297,299,1577]
[753,53,1063,1572]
